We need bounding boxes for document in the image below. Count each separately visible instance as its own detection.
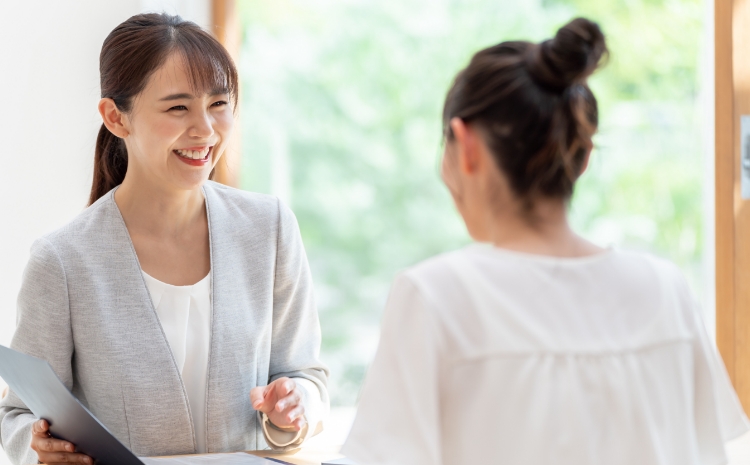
[0,345,143,465]
[140,452,270,465]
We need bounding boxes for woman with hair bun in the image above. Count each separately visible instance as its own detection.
[0,13,327,465]
[342,18,748,465]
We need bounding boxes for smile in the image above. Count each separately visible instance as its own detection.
[173,146,213,166]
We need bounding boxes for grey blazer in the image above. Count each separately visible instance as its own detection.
[0,181,329,465]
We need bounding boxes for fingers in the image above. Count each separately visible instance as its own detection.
[271,388,305,430]
[249,386,269,412]
[269,403,305,431]
[38,451,92,464]
[251,378,308,431]
[32,419,50,436]
[31,423,75,454]
[33,437,93,464]
[292,415,306,431]
[251,378,307,429]
[274,389,302,413]
[285,405,306,430]
[31,437,76,452]
[250,378,294,413]
[31,419,92,464]
[274,378,294,398]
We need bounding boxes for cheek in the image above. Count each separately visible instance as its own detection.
[152,116,184,142]
[214,110,235,140]
[133,114,183,154]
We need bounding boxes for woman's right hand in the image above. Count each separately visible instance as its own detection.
[31,420,92,464]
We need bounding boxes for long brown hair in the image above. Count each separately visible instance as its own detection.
[89,13,239,206]
[443,17,607,203]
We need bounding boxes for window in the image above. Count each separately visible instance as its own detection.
[238,0,709,438]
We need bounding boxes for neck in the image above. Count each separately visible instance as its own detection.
[485,198,602,258]
[114,173,206,237]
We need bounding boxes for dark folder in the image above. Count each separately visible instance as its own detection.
[0,345,144,465]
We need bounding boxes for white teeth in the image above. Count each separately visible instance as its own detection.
[175,148,210,160]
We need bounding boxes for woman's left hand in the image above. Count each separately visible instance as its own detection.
[250,377,306,431]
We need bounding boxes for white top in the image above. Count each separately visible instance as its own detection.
[142,271,325,453]
[342,244,750,465]
[142,271,212,453]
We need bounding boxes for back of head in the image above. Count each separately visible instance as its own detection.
[89,13,238,206]
[443,17,607,203]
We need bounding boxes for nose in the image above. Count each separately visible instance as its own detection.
[189,108,215,139]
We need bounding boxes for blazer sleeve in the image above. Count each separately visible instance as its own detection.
[0,238,75,465]
[263,198,329,450]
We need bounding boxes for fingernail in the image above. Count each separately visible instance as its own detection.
[67,444,74,452]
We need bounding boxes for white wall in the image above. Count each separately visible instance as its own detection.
[0,2,210,463]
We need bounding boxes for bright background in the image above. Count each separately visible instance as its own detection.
[1,0,741,463]
[237,0,715,411]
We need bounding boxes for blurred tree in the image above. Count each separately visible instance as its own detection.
[238,0,706,406]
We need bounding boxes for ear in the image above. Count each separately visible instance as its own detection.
[98,98,130,138]
[578,142,593,176]
[449,117,481,175]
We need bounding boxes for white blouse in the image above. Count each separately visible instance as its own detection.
[142,271,324,453]
[342,244,750,465]
[142,271,212,453]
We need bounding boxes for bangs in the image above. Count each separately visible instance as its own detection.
[173,24,239,109]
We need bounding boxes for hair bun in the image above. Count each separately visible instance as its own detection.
[526,17,607,92]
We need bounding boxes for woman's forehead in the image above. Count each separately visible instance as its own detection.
[143,52,229,99]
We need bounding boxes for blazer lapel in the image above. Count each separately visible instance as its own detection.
[105,190,197,453]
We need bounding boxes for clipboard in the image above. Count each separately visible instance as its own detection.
[0,345,144,465]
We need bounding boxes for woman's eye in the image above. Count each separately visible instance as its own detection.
[211,100,228,107]
[169,105,188,111]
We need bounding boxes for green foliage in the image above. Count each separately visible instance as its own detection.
[238,0,707,406]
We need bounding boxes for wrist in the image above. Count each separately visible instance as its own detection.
[267,418,299,432]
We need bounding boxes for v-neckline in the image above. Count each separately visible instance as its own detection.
[108,184,215,454]
[142,269,211,290]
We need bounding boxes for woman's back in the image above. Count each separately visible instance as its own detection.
[343,16,748,465]
[343,245,748,464]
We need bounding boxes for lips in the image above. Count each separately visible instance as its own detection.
[173,146,213,166]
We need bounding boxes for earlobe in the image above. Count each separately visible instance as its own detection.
[98,98,129,138]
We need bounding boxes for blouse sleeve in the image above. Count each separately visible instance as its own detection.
[676,270,750,462]
[261,199,329,451]
[0,238,75,465]
[341,273,443,465]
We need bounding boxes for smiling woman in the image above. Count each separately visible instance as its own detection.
[89,14,238,205]
[0,13,328,465]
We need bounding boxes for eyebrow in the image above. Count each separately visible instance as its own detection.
[159,88,230,101]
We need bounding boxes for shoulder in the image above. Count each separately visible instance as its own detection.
[202,180,278,210]
[400,248,467,287]
[398,244,692,303]
[389,247,476,313]
[203,181,297,227]
[34,189,120,257]
[603,248,690,292]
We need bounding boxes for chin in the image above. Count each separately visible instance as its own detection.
[171,170,212,192]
